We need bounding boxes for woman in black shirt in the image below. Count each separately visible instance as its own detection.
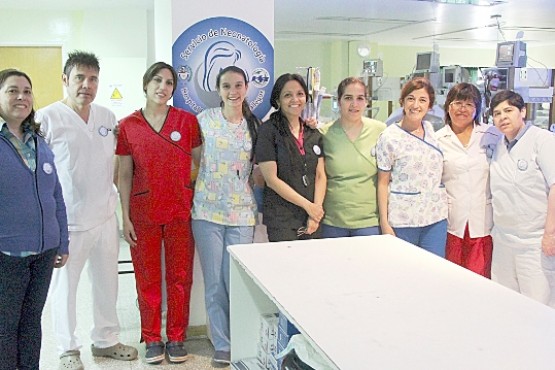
[255,73,326,241]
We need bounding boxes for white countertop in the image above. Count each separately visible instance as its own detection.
[229,235,555,370]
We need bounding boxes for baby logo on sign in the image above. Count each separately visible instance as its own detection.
[173,16,274,119]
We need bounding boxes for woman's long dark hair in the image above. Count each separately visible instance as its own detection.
[0,68,42,136]
[268,73,310,158]
[216,66,260,160]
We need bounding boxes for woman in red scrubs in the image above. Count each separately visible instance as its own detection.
[117,62,202,364]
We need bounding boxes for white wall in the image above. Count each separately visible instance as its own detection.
[0,9,148,120]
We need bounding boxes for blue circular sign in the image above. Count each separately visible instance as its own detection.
[172,16,274,119]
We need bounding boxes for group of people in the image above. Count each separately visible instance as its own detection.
[0,54,266,370]
[1,52,139,370]
[375,78,554,309]
[1,49,554,370]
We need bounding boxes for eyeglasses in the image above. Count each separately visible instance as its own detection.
[450,101,476,111]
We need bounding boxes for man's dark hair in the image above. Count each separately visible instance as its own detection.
[63,51,100,77]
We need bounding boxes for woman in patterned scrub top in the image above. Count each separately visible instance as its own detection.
[376,77,448,257]
[191,66,260,365]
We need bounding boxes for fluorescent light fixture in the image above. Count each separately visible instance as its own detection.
[416,0,506,5]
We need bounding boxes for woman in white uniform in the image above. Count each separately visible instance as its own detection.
[436,83,500,277]
[489,90,555,306]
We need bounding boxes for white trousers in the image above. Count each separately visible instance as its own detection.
[49,214,121,354]
[491,232,555,307]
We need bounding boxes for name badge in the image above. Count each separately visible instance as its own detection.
[170,131,181,142]
[312,144,321,155]
[244,140,252,151]
[43,162,53,175]
[517,159,528,171]
[98,126,111,137]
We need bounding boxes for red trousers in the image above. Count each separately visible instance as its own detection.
[130,217,194,343]
[446,224,493,278]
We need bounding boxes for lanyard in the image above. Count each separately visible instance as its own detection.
[292,125,305,155]
[289,124,309,187]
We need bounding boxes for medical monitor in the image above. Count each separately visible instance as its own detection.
[495,41,527,68]
[443,67,456,84]
[415,51,439,73]
[441,65,469,88]
[362,59,383,77]
[416,53,432,71]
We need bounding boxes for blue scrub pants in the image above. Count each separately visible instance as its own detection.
[393,219,447,258]
[192,220,254,352]
[322,224,380,238]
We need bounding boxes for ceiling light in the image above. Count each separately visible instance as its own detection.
[357,45,371,58]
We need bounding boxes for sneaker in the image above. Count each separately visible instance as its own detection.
[166,341,189,363]
[213,350,231,364]
[145,341,165,364]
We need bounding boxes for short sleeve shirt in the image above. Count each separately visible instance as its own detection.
[36,101,118,231]
[320,117,385,229]
[490,125,555,242]
[255,118,323,230]
[192,108,257,226]
[376,121,447,227]
[116,106,201,225]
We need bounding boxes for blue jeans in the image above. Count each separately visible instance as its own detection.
[0,248,57,370]
[322,224,380,238]
[393,219,447,258]
[192,220,254,352]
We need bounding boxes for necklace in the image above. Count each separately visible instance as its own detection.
[411,127,423,135]
[227,116,244,125]
[222,109,244,125]
[402,122,423,136]
[400,118,424,137]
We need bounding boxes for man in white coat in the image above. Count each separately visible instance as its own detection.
[37,51,137,370]
[489,89,555,307]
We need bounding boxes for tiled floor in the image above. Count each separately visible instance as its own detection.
[39,240,229,370]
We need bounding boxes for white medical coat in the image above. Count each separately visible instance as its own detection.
[490,125,555,246]
[436,124,501,238]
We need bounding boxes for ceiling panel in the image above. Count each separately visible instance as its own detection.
[0,0,553,47]
[275,0,555,47]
